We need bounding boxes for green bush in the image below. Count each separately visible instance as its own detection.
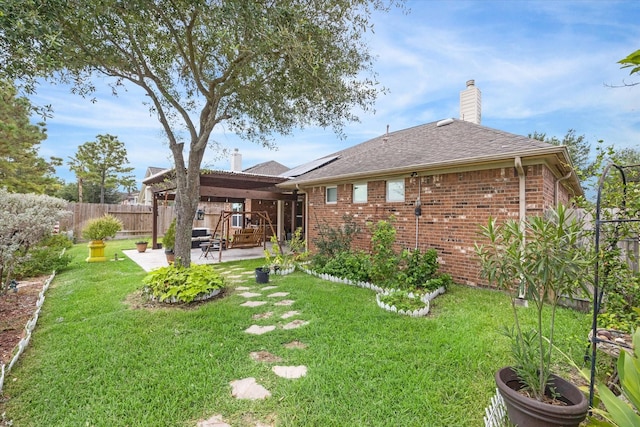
[319,250,371,283]
[142,264,225,303]
[369,218,399,286]
[13,234,73,279]
[424,274,453,292]
[397,248,439,289]
[162,218,176,251]
[313,214,359,258]
[82,214,122,241]
[597,248,639,333]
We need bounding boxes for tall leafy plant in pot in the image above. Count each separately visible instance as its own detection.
[163,219,176,264]
[475,204,592,427]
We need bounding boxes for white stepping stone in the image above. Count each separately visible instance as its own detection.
[197,414,231,427]
[274,299,295,306]
[241,301,268,307]
[252,311,273,320]
[236,286,252,290]
[250,351,282,362]
[267,292,289,298]
[283,320,309,330]
[272,365,307,379]
[227,274,244,279]
[239,292,262,298]
[230,377,271,400]
[261,286,278,290]
[245,325,276,335]
[281,310,300,319]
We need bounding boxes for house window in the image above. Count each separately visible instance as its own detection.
[386,179,405,202]
[326,186,337,204]
[231,203,243,228]
[353,183,367,203]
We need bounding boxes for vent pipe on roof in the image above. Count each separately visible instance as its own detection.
[231,148,242,172]
[460,79,481,124]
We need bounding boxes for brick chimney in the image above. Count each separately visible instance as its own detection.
[460,79,481,124]
[230,148,242,172]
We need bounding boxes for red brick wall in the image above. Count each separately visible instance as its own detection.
[305,164,567,287]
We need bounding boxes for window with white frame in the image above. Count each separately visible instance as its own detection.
[326,186,337,204]
[231,203,244,227]
[386,179,405,202]
[353,183,367,203]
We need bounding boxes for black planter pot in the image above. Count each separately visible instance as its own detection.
[495,367,588,427]
[255,268,269,284]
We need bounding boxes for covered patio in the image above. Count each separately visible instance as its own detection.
[142,169,303,259]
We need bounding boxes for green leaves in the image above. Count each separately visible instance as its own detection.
[619,49,640,76]
[142,263,225,303]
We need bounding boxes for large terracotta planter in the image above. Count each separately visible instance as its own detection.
[86,240,107,262]
[495,367,588,427]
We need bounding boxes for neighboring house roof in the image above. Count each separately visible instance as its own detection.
[243,160,290,176]
[279,118,582,195]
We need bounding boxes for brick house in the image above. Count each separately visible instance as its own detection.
[278,81,583,286]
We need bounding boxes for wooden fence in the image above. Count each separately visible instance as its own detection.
[59,202,226,241]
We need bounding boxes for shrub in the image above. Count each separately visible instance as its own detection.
[162,218,176,251]
[397,248,439,289]
[142,263,225,303]
[319,250,371,283]
[313,214,359,258]
[369,218,399,286]
[423,274,453,292]
[82,214,122,241]
[13,234,73,279]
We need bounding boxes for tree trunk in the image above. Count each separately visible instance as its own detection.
[78,178,84,203]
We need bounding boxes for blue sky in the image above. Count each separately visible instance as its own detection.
[31,0,640,186]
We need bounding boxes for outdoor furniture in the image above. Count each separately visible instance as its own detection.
[199,238,226,259]
[228,227,264,248]
[191,228,212,248]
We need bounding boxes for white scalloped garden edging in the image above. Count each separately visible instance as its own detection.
[299,266,447,316]
[375,286,446,317]
[272,265,295,276]
[298,266,385,293]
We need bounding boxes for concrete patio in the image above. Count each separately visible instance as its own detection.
[123,244,271,272]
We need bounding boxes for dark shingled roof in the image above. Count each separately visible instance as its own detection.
[243,160,290,176]
[280,119,573,187]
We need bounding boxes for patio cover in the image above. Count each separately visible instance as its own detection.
[142,169,297,249]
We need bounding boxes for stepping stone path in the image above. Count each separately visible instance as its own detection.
[198,267,309,427]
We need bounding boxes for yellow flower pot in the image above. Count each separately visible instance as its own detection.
[86,240,107,262]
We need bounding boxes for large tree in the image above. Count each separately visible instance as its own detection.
[529,129,593,180]
[68,134,135,204]
[0,0,398,266]
[0,79,63,194]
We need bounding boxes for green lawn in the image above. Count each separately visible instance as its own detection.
[0,240,592,426]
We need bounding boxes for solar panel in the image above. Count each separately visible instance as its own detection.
[280,155,339,178]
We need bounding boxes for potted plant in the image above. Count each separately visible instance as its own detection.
[475,204,591,427]
[255,265,270,284]
[163,219,176,264]
[135,238,149,253]
[82,214,123,262]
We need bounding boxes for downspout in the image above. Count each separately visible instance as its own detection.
[555,171,573,206]
[514,157,526,223]
[515,157,526,299]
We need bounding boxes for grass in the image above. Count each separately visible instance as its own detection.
[0,240,592,426]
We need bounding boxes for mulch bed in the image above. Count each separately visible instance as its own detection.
[0,276,48,366]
